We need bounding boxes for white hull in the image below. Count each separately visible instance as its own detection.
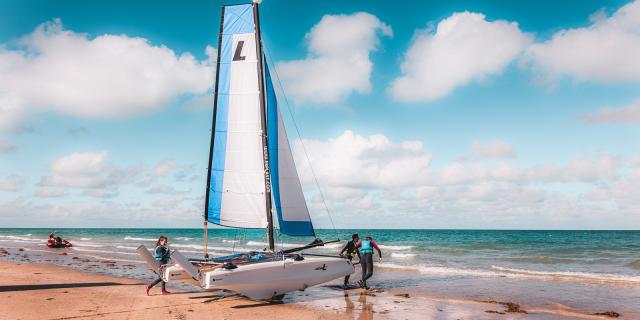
[165,256,354,300]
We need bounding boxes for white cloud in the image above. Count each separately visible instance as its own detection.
[151,160,177,177]
[525,0,640,83]
[41,151,111,188]
[565,154,620,182]
[0,175,25,192]
[39,151,143,191]
[0,19,214,131]
[579,100,640,124]
[294,130,432,189]
[152,196,186,209]
[276,12,392,104]
[433,154,621,185]
[146,184,189,195]
[277,128,637,227]
[389,11,531,102]
[469,139,517,159]
[0,139,16,155]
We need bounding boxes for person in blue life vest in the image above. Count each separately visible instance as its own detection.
[339,233,361,288]
[355,235,382,289]
[145,235,172,295]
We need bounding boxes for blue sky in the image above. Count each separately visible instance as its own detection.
[1,0,639,229]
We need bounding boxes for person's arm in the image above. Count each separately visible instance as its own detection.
[354,241,362,257]
[340,243,348,256]
[371,240,382,260]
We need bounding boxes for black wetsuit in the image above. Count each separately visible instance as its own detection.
[340,240,360,286]
[147,245,170,291]
[356,240,382,288]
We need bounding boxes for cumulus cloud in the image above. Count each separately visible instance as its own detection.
[389,12,531,102]
[276,12,392,104]
[39,151,142,192]
[469,139,517,159]
[291,129,640,228]
[0,175,25,192]
[579,100,640,124]
[525,0,640,83]
[146,184,190,195]
[433,154,621,185]
[293,130,432,189]
[0,19,213,131]
[151,160,177,177]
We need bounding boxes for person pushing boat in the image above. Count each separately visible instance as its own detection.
[339,234,360,288]
[356,235,382,289]
[145,235,171,295]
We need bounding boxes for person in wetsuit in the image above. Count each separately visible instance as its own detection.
[339,234,360,287]
[355,235,382,289]
[145,235,171,295]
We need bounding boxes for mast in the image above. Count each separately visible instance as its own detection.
[253,2,275,251]
[202,5,226,259]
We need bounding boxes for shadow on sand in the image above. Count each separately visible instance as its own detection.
[232,300,284,309]
[0,282,142,292]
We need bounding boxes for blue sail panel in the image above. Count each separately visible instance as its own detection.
[206,4,268,228]
[266,63,315,237]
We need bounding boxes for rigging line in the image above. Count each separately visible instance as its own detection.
[261,44,339,239]
[242,229,247,248]
[232,229,238,253]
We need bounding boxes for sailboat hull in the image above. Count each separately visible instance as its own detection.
[165,256,354,300]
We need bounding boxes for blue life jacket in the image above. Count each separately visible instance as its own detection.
[154,245,170,261]
[360,240,373,254]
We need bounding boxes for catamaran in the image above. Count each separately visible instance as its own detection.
[137,1,354,300]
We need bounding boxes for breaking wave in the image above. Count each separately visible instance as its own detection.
[378,245,414,251]
[123,236,157,241]
[391,253,418,259]
[376,263,640,284]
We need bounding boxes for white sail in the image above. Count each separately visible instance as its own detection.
[266,64,315,236]
[206,4,267,228]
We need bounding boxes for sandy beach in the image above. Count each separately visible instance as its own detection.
[0,262,338,320]
[1,259,635,320]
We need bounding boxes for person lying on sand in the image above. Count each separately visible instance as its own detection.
[145,235,172,295]
[356,236,382,289]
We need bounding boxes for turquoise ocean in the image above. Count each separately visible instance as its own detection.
[1,228,639,315]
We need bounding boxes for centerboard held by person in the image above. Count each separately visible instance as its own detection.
[145,235,172,296]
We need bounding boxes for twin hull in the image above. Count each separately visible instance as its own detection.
[165,256,354,300]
